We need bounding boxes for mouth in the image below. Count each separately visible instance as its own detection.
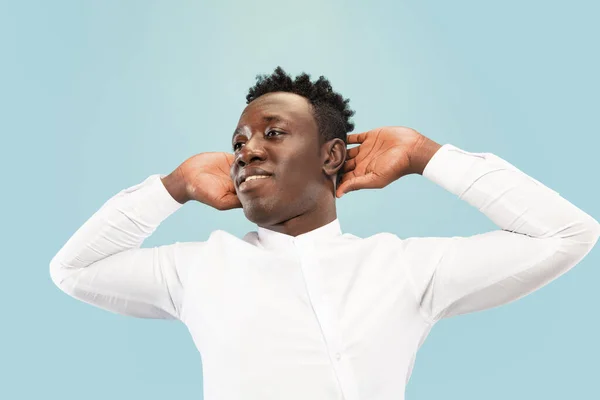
[238,175,272,193]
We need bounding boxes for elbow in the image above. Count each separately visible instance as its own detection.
[49,259,81,302]
[49,258,69,291]
[556,213,600,244]
[590,218,600,251]
[592,217,600,240]
[560,216,600,259]
[49,260,61,288]
[580,216,600,247]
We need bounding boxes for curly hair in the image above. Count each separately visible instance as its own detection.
[246,66,355,187]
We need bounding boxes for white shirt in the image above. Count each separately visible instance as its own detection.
[50,144,599,400]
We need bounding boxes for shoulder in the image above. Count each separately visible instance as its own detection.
[335,231,452,258]
[345,231,402,246]
[172,229,259,255]
[321,231,404,254]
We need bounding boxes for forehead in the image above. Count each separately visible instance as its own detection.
[237,92,314,128]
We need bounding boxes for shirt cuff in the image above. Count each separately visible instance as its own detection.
[422,144,559,198]
[122,174,185,226]
[422,144,485,196]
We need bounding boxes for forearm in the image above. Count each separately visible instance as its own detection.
[49,174,187,319]
[424,145,600,242]
[50,174,183,277]
[407,145,599,321]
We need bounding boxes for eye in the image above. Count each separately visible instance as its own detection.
[266,130,283,138]
[233,131,283,151]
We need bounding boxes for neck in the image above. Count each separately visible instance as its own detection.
[259,199,337,237]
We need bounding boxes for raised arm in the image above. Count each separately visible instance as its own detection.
[49,151,241,320]
[49,174,188,319]
[337,127,599,323]
[403,144,600,322]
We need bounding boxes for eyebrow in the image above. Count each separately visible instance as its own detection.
[232,115,289,141]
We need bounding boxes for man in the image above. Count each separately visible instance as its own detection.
[50,66,599,400]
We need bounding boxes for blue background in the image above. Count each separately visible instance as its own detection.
[2,0,598,398]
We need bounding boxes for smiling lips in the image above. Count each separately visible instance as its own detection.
[238,175,271,192]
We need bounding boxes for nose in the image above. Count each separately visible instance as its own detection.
[235,138,266,167]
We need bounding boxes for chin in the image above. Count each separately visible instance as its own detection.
[241,200,283,226]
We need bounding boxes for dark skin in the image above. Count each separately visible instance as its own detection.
[229,92,346,236]
[161,91,442,237]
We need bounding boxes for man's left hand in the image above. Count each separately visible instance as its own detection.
[336,126,441,198]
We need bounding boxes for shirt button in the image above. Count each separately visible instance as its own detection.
[335,353,341,360]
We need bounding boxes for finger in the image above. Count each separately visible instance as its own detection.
[342,158,357,173]
[336,174,380,198]
[347,132,367,145]
[220,194,243,210]
[336,171,355,197]
[346,146,360,159]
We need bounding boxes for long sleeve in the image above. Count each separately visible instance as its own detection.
[403,144,600,323]
[49,174,187,320]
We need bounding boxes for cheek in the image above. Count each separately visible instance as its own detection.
[283,155,319,186]
[272,142,321,186]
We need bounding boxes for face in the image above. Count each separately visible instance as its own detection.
[229,92,331,226]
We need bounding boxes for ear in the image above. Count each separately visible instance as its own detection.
[321,138,346,181]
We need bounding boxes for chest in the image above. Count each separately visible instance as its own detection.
[181,243,423,359]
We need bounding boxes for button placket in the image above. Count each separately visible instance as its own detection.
[295,240,360,400]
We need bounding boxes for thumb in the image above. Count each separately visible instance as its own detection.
[337,174,378,198]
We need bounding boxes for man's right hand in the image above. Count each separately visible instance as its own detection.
[161,152,242,210]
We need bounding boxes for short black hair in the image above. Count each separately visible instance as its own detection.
[246,66,355,187]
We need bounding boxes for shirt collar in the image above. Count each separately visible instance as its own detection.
[257,218,342,250]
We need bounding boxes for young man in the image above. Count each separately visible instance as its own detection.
[50,66,599,400]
